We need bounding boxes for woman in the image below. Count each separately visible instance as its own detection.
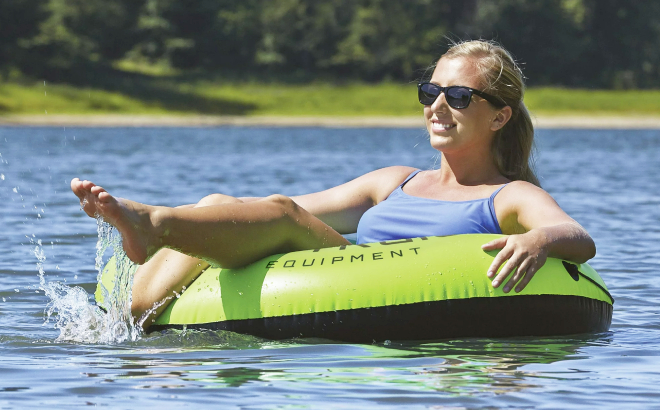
[71,40,596,328]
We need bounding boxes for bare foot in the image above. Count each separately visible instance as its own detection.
[71,178,102,217]
[71,178,163,264]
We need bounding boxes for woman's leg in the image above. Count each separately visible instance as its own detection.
[119,193,348,266]
[71,179,350,325]
[130,194,243,328]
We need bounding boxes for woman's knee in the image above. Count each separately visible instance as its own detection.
[195,193,242,208]
[262,194,347,249]
[262,194,301,217]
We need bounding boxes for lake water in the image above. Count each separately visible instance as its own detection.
[0,125,659,408]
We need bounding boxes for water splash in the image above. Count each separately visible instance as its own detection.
[39,217,140,344]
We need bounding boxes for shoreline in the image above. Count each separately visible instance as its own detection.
[2,114,660,129]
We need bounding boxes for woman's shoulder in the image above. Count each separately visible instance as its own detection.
[496,180,557,208]
[370,166,419,179]
[494,180,567,234]
[355,166,418,182]
[357,166,418,203]
[500,180,549,196]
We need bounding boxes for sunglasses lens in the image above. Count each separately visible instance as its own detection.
[419,83,439,105]
[446,87,472,109]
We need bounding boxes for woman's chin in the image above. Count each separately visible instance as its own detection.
[429,129,454,140]
[429,135,453,151]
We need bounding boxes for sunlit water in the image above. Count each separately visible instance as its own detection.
[0,126,659,408]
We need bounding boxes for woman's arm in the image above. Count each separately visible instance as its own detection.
[482,181,596,293]
[288,166,416,234]
[241,166,415,234]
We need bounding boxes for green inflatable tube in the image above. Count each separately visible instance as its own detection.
[96,234,613,342]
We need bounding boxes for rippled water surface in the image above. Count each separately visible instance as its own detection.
[0,126,658,408]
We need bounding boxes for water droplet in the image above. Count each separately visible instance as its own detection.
[0,174,4,180]
[238,292,243,296]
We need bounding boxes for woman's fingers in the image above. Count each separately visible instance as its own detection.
[502,257,534,293]
[506,264,536,293]
[484,233,549,291]
[491,251,526,288]
[514,259,544,292]
[481,236,508,251]
[485,237,510,279]
[495,254,547,293]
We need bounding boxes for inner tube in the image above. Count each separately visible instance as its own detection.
[96,234,613,342]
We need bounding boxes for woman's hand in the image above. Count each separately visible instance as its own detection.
[481,230,549,293]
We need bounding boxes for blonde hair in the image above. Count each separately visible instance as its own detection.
[441,40,540,186]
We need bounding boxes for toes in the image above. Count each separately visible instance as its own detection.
[91,185,106,195]
[81,180,96,191]
[71,178,101,200]
[97,191,112,203]
[71,178,85,197]
[91,186,113,204]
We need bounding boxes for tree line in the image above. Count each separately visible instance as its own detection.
[2,0,659,88]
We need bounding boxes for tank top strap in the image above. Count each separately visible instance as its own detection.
[487,183,509,233]
[400,169,422,189]
[383,169,421,200]
[489,182,510,200]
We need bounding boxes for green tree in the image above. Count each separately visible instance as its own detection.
[0,0,49,75]
[581,0,660,88]
[254,0,457,81]
[154,0,262,70]
[5,0,660,88]
[19,0,145,78]
[469,0,585,86]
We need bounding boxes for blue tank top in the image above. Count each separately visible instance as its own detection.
[356,170,506,244]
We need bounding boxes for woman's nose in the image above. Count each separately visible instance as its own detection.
[430,91,449,112]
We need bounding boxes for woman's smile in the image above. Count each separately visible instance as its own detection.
[430,119,457,133]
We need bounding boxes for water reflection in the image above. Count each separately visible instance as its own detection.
[78,329,613,397]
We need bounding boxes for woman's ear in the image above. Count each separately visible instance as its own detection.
[490,106,513,131]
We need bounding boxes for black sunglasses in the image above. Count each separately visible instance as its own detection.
[417,82,506,109]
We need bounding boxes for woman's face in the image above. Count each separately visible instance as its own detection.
[424,56,505,155]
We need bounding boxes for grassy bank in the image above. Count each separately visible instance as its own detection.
[2,77,660,117]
